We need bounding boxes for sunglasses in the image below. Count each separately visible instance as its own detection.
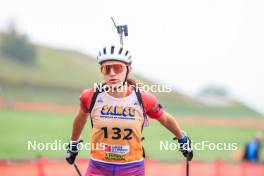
[101,64,126,75]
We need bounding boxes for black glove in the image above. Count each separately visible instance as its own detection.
[173,134,193,161]
[66,140,82,164]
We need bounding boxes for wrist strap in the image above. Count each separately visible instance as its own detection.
[173,130,188,143]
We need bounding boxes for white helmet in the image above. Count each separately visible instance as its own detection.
[97,45,132,65]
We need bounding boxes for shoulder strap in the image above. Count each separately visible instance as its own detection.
[89,89,100,114]
[133,85,148,131]
[89,84,105,127]
[134,86,147,118]
[133,84,148,158]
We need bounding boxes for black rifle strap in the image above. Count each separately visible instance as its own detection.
[89,84,104,128]
[134,85,147,131]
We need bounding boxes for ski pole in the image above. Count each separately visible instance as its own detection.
[73,162,82,176]
[186,154,190,176]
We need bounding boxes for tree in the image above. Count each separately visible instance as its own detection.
[0,20,36,64]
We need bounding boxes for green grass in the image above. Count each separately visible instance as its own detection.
[164,103,262,117]
[143,122,264,162]
[0,108,263,161]
[0,109,79,159]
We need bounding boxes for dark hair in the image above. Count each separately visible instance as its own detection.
[127,77,138,86]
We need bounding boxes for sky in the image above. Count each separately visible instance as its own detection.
[0,0,264,114]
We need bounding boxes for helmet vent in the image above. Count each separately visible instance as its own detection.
[119,47,123,54]
[111,46,115,54]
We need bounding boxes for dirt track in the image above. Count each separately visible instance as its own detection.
[0,98,263,129]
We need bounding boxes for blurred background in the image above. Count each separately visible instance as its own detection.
[0,0,263,175]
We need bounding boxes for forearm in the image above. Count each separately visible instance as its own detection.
[71,110,88,141]
[158,111,184,139]
[66,109,88,164]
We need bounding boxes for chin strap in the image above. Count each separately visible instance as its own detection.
[123,65,129,85]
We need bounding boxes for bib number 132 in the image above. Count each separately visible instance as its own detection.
[101,127,132,140]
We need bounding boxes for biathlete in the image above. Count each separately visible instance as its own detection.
[66,45,193,176]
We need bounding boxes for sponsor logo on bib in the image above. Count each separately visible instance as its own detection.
[100,105,135,120]
[104,144,130,155]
